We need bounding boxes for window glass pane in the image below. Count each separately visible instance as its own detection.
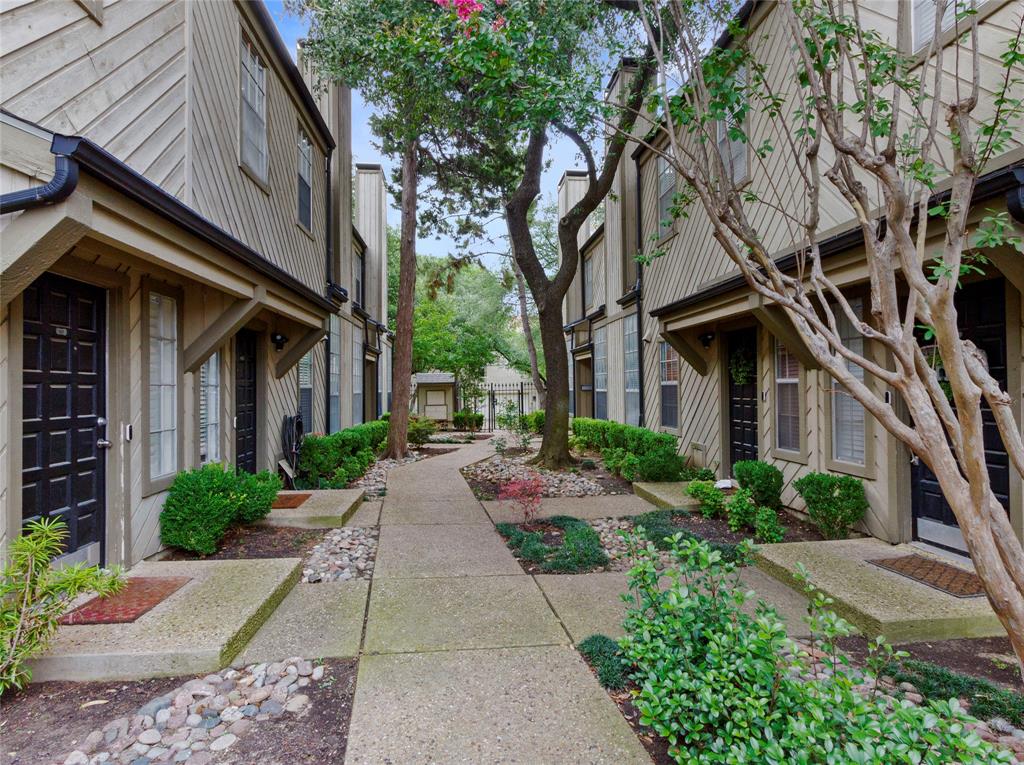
[624,315,639,426]
[658,156,675,227]
[297,131,312,229]
[775,341,800,452]
[660,341,679,428]
[298,352,313,432]
[240,39,268,179]
[148,293,177,479]
[200,353,220,464]
[831,300,866,465]
[913,0,955,50]
[594,326,607,420]
[583,256,593,309]
[353,338,364,425]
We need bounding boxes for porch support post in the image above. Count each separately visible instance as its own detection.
[989,249,1024,297]
[661,330,709,376]
[275,324,327,379]
[747,294,820,369]
[183,286,266,373]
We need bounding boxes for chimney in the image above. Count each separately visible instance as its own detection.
[558,170,592,246]
[356,164,387,321]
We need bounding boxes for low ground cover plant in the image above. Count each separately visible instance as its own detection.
[1,518,124,693]
[793,471,868,539]
[733,460,783,509]
[160,464,282,554]
[298,420,389,488]
[577,634,627,689]
[619,531,1010,764]
[495,515,608,573]
[574,418,686,482]
[633,510,747,563]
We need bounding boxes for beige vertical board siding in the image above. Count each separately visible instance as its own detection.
[593,236,607,309]
[0,0,188,198]
[188,0,327,293]
[356,166,388,322]
[0,305,8,557]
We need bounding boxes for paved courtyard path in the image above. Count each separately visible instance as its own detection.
[343,440,651,764]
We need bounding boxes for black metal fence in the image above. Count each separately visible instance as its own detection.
[474,382,542,431]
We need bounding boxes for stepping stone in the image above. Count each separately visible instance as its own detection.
[346,501,382,526]
[345,646,649,764]
[373,524,522,578]
[364,576,567,653]
[261,489,364,529]
[233,582,369,665]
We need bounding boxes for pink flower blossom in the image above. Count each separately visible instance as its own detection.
[434,0,451,7]
[491,15,506,30]
[454,0,483,22]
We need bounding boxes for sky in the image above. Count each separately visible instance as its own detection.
[265,0,581,268]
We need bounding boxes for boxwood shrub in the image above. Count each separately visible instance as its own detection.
[733,460,783,510]
[298,419,389,487]
[574,417,684,481]
[793,471,869,539]
[452,409,484,431]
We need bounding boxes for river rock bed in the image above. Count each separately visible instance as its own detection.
[589,517,675,572]
[461,453,609,498]
[301,527,377,583]
[347,454,424,498]
[59,658,320,765]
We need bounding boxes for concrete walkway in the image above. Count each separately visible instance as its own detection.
[345,441,651,764]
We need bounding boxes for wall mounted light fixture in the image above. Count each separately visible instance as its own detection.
[698,331,715,349]
[271,332,289,352]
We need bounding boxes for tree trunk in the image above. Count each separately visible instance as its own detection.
[513,260,546,407]
[533,299,572,467]
[385,138,418,459]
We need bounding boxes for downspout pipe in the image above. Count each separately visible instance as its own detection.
[634,152,647,429]
[0,135,79,214]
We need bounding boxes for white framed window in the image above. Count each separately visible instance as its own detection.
[148,292,178,482]
[240,36,268,182]
[329,315,341,431]
[913,0,956,51]
[832,299,866,465]
[660,341,679,429]
[624,315,640,426]
[298,351,313,433]
[582,254,593,310]
[716,67,747,186]
[297,129,313,230]
[657,154,676,228]
[774,341,800,453]
[199,352,221,464]
[593,325,608,420]
[354,248,365,306]
[353,337,364,425]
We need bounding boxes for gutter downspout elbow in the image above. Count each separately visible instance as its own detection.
[0,135,80,215]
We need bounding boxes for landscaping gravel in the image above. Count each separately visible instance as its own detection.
[58,658,321,765]
[590,517,674,572]
[348,455,424,498]
[462,453,612,498]
[301,527,377,583]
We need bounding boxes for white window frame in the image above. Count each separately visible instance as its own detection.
[240,36,268,183]
[593,325,608,420]
[660,341,679,429]
[329,315,342,432]
[912,0,956,52]
[831,299,867,467]
[624,314,640,426]
[353,337,364,425]
[199,351,221,464]
[657,154,676,231]
[774,340,801,454]
[144,287,181,493]
[297,129,313,231]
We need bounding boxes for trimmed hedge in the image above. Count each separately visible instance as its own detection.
[453,409,484,431]
[573,418,684,481]
[298,420,388,488]
[793,471,868,539]
[160,463,282,554]
[523,410,545,434]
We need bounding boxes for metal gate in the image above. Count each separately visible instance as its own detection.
[478,382,542,431]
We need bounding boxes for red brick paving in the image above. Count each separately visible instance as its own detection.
[60,576,191,625]
[272,492,312,509]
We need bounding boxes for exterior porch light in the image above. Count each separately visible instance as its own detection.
[271,332,289,351]
[699,331,715,349]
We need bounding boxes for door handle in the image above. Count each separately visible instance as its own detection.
[97,438,112,449]
[910,454,920,466]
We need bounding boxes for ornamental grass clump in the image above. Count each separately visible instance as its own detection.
[1,518,124,693]
[619,529,1009,764]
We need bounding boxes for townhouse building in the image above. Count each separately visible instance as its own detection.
[0,0,388,568]
[564,0,1024,554]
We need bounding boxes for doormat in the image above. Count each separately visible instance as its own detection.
[869,554,985,598]
[60,576,191,625]
[272,492,312,509]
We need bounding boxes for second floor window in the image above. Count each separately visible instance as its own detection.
[660,341,679,429]
[913,0,955,51]
[582,254,593,311]
[717,67,747,186]
[297,130,312,230]
[240,37,268,182]
[657,154,676,230]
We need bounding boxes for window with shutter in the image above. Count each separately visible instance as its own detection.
[831,300,866,465]
[660,342,679,429]
[594,326,608,420]
[240,38,268,182]
[199,352,221,464]
[624,315,640,426]
[913,0,955,51]
[298,352,313,433]
[774,341,800,453]
[297,130,312,230]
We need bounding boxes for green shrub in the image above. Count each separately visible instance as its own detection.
[680,465,716,482]
[601,447,627,475]
[524,410,545,434]
[733,460,783,510]
[160,463,241,554]
[298,420,388,486]
[452,409,484,431]
[235,470,283,523]
[725,488,757,533]
[407,415,437,446]
[686,480,725,518]
[575,418,682,481]
[793,471,869,539]
[636,448,684,482]
[578,634,627,689]
[542,522,608,572]
[619,453,642,481]
[754,505,786,543]
[619,532,1011,764]
[1,518,124,693]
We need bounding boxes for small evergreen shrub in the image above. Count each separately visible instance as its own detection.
[298,420,388,486]
[793,471,869,539]
[578,634,627,689]
[160,463,241,554]
[524,410,545,434]
[686,480,725,518]
[452,409,484,431]
[680,465,716,482]
[725,488,757,533]
[636,448,684,481]
[576,418,683,481]
[754,505,786,543]
[1,518,124,693]
[235,470,283,523]
[733,460,783,510]
[407,415,437,446]
[601,447,627,475]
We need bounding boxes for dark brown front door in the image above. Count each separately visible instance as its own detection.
[913,278,1009,552]
[727,327,759,468]
[235,330,258,474]
[22,273,107,561]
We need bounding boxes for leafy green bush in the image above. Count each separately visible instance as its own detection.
[524,410,545,434]
[408,414,438,446]
[578,634,627,689]
[576,418,683,481]
[754,505,786,543]
[543,521,608,572]
[619,531,1011,764]
[160,463,241,554]
[733,460,783,510]
[636,448,685,481]
[601,447,627,474]
[686,480,725,518]
[452,409,484,431]
[298,420,389,486]
[680,465,716,482]
[793,471,869,539]
[235,470,283,523]
[725,488,757,533]
[633,510,746,562]
[1,518,124,693]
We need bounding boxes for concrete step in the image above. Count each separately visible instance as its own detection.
[262,488,365,529]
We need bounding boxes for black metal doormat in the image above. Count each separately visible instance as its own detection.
[869,554,985,598]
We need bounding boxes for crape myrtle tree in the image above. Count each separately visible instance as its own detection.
[632,0,1024,671]
[295,0,511,458]
[431,0,659,468]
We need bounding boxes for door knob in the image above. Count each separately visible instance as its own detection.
[97,438,112,449]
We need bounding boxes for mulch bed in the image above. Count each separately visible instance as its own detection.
[0,675,186,764]
[217,658,357,764]
[60,576,190,625]
[658,506,823,545]
[836,635,1022,691]
[162,525,324,561]
[869,554,985,598]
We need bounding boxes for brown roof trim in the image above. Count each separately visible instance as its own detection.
[247,0,335,152]
[352,224,367,251]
